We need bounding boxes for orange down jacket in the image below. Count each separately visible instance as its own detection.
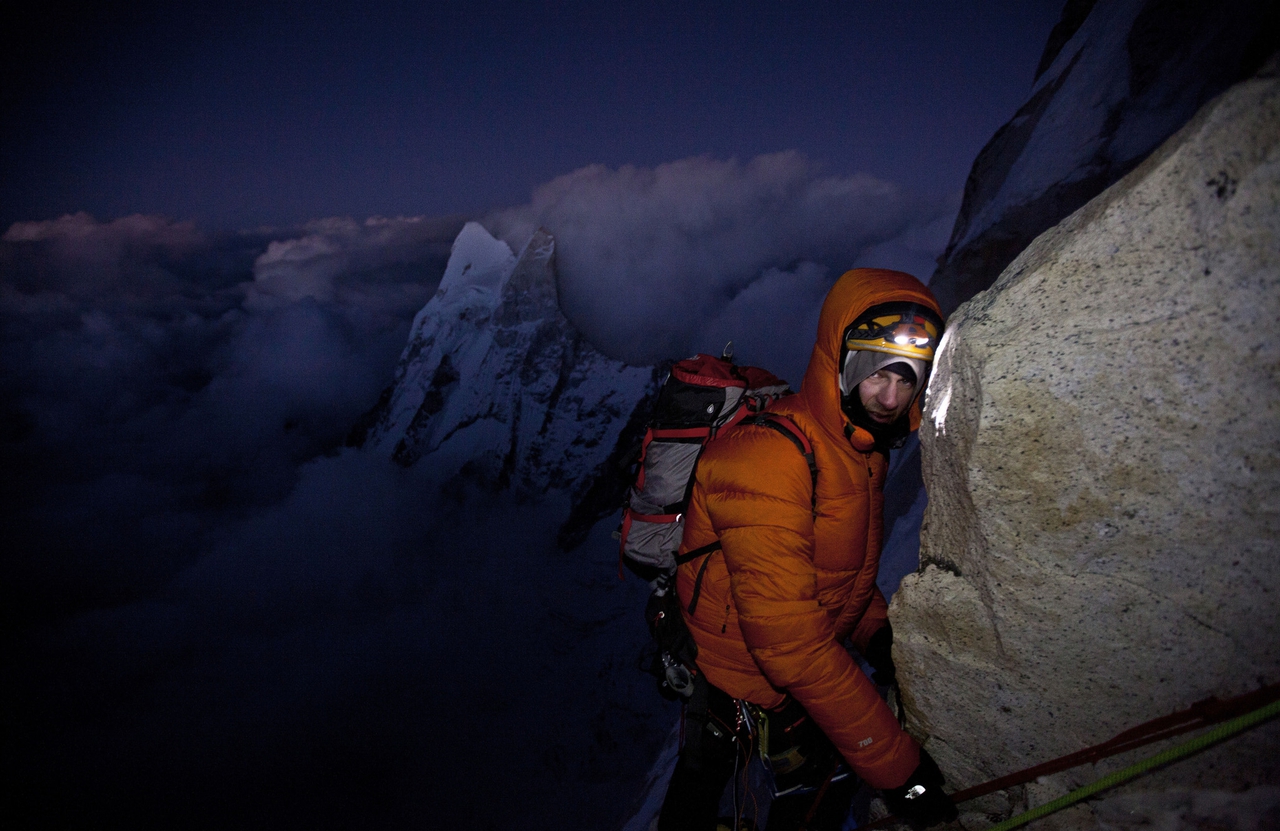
[675,267,942,790]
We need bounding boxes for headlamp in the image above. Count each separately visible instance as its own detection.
[843,302,942,363]
[892,322,931,347]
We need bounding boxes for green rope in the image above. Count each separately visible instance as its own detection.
[982,698,1280,831]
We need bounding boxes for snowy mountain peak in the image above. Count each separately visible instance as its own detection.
[351,223,654,504]
[432,220,517,304]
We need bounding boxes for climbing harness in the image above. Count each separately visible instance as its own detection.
[865,682,1280,829]
[683,690,853,831]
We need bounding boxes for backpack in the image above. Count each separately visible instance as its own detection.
[618,351,814,583]
[618,349,818,699]
[619,350,819,576]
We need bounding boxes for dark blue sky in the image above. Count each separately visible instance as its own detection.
[4,1,1065,229]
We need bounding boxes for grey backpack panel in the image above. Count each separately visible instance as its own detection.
[630,441,703,514]
[620,514,686,573]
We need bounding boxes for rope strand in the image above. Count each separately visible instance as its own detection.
[864,683,1280,830]
[984,698,1280,831]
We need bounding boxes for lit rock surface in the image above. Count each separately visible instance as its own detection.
[893,64,1280,827]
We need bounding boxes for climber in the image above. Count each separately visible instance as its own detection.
[657,268,958,831]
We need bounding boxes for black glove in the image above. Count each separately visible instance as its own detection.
[864,625,897,687]
[881,749,958,829]
[645,583,698,668]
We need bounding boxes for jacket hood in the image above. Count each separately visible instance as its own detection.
[799,268,942,451]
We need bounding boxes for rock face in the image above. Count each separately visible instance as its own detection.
[350,221,653,502]
[930,0,1279,315]
[882,0,1279,629]
[893,61,1280,828]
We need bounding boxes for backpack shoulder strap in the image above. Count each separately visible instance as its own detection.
[676,539,722,616]
[745,413,818,510]
[679,414,820,617]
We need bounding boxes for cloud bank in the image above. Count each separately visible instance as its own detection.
[1,212,460,620]
[487,151,952,379]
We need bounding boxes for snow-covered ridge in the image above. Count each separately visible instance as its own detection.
[351,221,653,502]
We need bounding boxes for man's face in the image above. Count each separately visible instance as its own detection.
[857,368,917,424]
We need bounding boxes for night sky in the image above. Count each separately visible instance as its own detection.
[5,1,1063,229]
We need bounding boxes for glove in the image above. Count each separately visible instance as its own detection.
[645,583,698,668]
[864,625,897,687]
[881,749,958,829]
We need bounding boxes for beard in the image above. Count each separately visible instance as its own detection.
[841,391,910,452]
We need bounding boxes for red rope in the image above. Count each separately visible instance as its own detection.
[864,682,1280,829]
